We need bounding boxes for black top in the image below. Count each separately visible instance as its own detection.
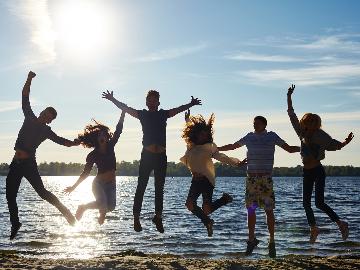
[14,95,69,157]
[83,121,123,175]
[137,109,169,148]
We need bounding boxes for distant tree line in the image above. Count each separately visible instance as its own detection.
[1,162,360,176]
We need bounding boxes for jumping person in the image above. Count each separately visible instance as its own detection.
[218,116,300,258]
[6,71,79,240]
[64,111,125,224]
[180,110,246,236]
[102,89,201,233]
[287,84,354,244]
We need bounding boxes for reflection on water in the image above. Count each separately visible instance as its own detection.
[0,176,359,259]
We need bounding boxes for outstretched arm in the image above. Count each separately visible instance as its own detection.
[279,143,301,153]
[64,163,92,193]
[168,96,201,118]
[217,142,242,151]
[22,71,37,118]
[339,132,354,149]
[287,84,302,137]
[48,130,80,147]
[112,110,126,145]
[102,90,139,119]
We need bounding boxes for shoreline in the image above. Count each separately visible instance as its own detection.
[1,250,359,269]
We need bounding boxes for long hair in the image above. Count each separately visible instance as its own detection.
[77,119,113,148]
[299,113,322,134]
[182,114,215,146]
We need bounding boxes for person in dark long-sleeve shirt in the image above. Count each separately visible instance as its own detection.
[287,84,354,244]
[6,71,79,240]
[102,89,201,233]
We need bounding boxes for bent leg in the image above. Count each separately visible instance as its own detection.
[24,160,74,224]
[314,167,339,222]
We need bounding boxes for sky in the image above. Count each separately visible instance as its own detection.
[0,0,360,167]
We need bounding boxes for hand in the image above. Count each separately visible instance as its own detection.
[102,90,114,101]
[287,84,295,96]
[190,96,202,106]
[28,71,36,79]
[73,139,81,146]
[344,132,354,146]
[237,158,247,167]
[64,185,75,194]
[185,109,190,121]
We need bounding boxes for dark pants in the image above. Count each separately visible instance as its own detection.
[6,158,71,227]
[133,150,167,216]
[186,176,227,226]
[303,165,340,226]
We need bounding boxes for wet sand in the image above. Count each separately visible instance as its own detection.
[0,250,359,269]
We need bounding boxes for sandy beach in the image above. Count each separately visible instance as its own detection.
[0,250,359,270]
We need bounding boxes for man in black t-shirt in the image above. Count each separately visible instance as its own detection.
[103,89,201,232]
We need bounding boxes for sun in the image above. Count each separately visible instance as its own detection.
[53,0,114,60]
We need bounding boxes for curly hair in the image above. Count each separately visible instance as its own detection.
[182,114,215,146]
[77,120,113,148]
[299,113,322,133]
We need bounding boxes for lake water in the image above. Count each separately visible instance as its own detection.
[0,176,359,259]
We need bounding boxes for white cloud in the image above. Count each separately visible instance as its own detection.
[0,101,21,113]
[133,43,207,62]
[224,52,305,62]
[286,35,360,53]
[7,0,56,65]
[239,64,360,86]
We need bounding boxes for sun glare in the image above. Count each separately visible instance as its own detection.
[53,0,114,60]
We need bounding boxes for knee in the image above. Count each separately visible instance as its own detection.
[303,200,311,210]
[185,201,194,211]
[247,202,257,216]
[315,201,325,210]
[37,188,52,200]
[202,203,212,215]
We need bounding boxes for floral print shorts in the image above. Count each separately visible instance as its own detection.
[245,175,275,210]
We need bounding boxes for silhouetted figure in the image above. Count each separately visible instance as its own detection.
[180,110,246,237]
[287,84,354,244]
[6,71,79,240]
[64,111,125,224]
[218,116,300,258]
[102,90,201,233]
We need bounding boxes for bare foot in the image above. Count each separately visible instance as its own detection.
[310,226,319,244]
[75,205,85,221]
[339,221,349,241]
[98,214,106,225]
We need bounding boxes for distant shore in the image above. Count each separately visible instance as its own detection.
[0,251,359,270]
[1,162,360,177]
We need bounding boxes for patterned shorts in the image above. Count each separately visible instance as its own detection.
[245,175,275,210]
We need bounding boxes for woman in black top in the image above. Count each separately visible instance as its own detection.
[65,111,125,224]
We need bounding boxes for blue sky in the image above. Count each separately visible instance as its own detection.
[1,0,359,166]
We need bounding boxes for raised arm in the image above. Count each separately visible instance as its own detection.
[64,162,93,193]
[287,84,302,137]
[102,90,139,119]
[111,110,126,145]
[22,71,37,118]
[279,143,301,153]
[217,142,242,151]
[168,96,201,118]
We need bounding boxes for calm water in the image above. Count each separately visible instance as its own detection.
[0,176,359,259]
